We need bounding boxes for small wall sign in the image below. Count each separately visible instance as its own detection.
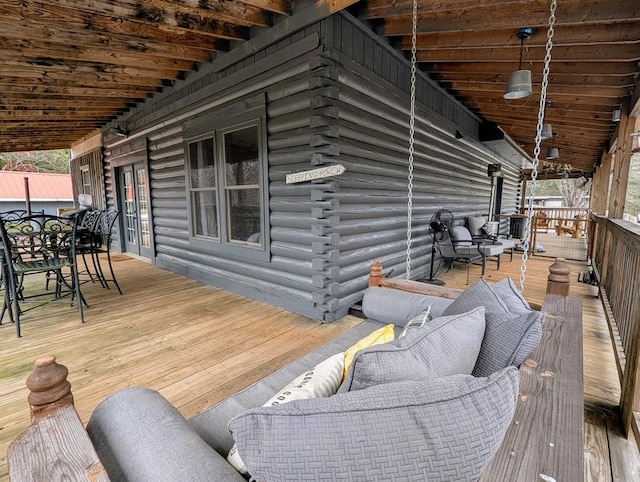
[286,164,346,184]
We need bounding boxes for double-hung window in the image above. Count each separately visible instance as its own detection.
[184,104,268,260]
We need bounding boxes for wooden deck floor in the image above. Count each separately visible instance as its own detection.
[1,253,638,480]
[0,256,361,480]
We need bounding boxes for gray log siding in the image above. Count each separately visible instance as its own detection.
[308,13,524,317]
[98,11,524,322]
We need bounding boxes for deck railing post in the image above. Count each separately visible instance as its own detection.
[25,355,74,422]
[546,258,571,296]
[368,259,385,287]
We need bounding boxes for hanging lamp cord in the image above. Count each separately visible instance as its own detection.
[405,0,418,279]
[520,0,557,292]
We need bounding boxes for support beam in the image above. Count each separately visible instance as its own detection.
[590,152,613,216]
[608,99,637,218]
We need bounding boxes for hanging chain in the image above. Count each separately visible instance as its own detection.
[520,0,557,292]
[405,0,418,279]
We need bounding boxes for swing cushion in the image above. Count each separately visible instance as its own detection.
[442,278,544,377]
[228,368,519,482]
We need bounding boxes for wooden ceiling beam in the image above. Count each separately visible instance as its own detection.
[0,22,222,64]
[415,44,640,63]
[479,113,611,132]
[0,65,170,89]
[29,0,271,31]
[474,108,614,127]
[1,122,104,131]
[0,98,133,108]
[0,59,181,82]
[138,0,290,17]
[361,0,537,18]
[0,84,155,99]
[434,72,637,89]
[449,82,629,98]
[468,99,615,114]
[380,0,639,34]
[517,138,608,154]
[1,0,249,43]
[426,61,639,76]
[402,22,640,50]
[487,118,610,137]
[460,91,621,107]
[2,44,197,74]
[0,111,125,121]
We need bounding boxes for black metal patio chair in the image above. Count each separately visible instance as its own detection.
[74,210,106,287]
[90,210,123,295]
[0,214,85,337]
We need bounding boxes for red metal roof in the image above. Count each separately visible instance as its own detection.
[0,171,73,201]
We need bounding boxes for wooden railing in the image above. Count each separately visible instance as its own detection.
[525,207,589,233]
[591,215,640,439]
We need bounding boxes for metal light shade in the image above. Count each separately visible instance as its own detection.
[504,69,532,100]
[612,109,622,122]
[541,123,553,140]
[631,132,640,153]
[546,147,559,160]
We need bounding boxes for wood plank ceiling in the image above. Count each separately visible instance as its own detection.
[0,0,638,174]
[0,0,297,153]
[355,0,640,173]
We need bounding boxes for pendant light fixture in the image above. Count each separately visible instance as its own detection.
[546,132,559,159]
[631,131,640,153]
[612,109,622,122]
[504,27,534,100]
[541,123,553,140]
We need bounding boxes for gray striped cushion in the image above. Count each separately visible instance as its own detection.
[340,307,486,392]
[443,278,544,376]
[228,367,519,482]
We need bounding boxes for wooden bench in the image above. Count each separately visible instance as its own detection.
[9,264,584,481]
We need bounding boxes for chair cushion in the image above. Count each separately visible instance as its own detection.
[496,238,515,250]
[442,278,544,377]
[339,308,486,392]
[467,216,487,236]
[450,226,473,246]
[228,367,519,482]
[478,243,504,256]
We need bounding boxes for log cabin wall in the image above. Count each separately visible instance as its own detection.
[69,149,106,211]
[102,23,333,320]
[312,13,523,316]
[98,12,522,322]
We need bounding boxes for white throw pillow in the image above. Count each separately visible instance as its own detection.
[227,352,345,474]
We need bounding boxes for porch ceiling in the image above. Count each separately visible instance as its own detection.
[355,0,640,173]
[1,0,639,174]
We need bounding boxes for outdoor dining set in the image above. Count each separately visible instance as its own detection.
[0,208,122,337]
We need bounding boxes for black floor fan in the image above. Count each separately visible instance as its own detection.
[425,209,454,285]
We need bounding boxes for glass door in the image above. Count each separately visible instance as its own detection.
[119,163,153,259]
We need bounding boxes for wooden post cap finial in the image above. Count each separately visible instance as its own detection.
[369,259,384,287]
[26,356,73,411]
[546,258,571,296]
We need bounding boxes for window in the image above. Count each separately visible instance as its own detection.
[80,166,91,194]
[185,108,267,259]
[223,125,261,245]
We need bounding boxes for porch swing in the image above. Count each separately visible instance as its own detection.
[370,0,560,298]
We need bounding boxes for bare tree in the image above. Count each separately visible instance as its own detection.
[0,150,70,173]
[555,178,590,208]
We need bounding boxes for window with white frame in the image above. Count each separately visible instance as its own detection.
[185,108,267,259]
[80,165,91,194]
